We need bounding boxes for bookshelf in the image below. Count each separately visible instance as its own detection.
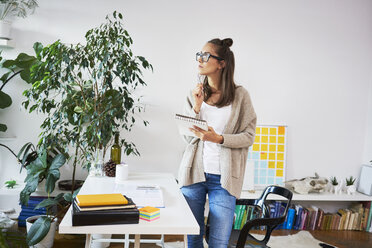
[240,190,372,232]
[241,190,372,202]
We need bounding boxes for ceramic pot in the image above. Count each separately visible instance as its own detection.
[26,215,57,248]
[346,185,356,195]
[333,184,343,194]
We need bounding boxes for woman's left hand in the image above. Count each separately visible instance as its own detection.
[190,126,224,144]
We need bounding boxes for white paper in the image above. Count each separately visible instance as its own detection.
[175,114,208,137]
[113,183,165,208]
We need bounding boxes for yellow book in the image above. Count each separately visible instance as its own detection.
[76,193,128,207]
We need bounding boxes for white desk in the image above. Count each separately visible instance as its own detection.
[59,173,199,248]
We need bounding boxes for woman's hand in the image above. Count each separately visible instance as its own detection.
[189,126,224,144]
[192,83,204,114]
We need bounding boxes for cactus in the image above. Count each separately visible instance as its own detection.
[345,176,356,186]
[330,176,338,186]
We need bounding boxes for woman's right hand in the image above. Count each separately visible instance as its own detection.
[192,83,204,114]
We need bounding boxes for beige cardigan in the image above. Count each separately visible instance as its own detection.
[177,86,257,198]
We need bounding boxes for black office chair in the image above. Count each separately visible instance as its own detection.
[205,185,293,248]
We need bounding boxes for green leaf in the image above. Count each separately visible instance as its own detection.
[0,90,12,109]
[74,106,83,113]
[0,123,7,132]
[26,216,51,245]
[63,192,73,203]
[45,169,60,194]
[2,60,16,68]
[35,198,58,209]
[17,142,34,162]
[14,53,36,68]
[49,154,66,170]
[33,42,43,57]
[20,69,32,83]
[0,71,11,83]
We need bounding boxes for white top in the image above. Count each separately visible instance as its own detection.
[200,101,232,175]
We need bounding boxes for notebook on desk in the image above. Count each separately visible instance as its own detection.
[175,114,208,137]
[71,196,139,226]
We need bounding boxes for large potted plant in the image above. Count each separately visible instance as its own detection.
[16,11,152,246]
[0,0,38,39]
[23,11,153,187]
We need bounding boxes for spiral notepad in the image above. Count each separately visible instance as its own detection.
[175,114,208,137]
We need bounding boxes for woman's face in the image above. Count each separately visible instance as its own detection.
[197,43,224,76]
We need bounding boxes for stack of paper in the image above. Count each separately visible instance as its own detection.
[139,206,160,222]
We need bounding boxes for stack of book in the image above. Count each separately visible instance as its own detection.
[18,196,48,227]
[139,206,160,222]
[72,193,139,226]
[233,200,372,232]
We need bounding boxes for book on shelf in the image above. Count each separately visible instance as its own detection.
[293,205,302,230]
[300,208,308,230]
[73,196,136,211]
[316,208,324,230]
[284,208,295,229]
[239,206,248,230]
[309,206,319,230]
[76,193,128,207]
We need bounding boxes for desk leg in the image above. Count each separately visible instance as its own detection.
[124,234,129,248]
[184,235,188,248]
[85,234,92,248]
[134,234,140,248]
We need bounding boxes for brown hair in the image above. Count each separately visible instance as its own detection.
[203,38,236,107]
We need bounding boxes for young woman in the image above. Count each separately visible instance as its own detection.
[178,38,257,247]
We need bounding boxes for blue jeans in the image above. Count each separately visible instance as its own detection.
[181,173,236,248]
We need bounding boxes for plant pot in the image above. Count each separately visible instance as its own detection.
[0,20,12,39]
[92,234,111,248]
[26,215,57,248]
[332,184,342,194]
[58,180,84,191]
[346,185,356,195]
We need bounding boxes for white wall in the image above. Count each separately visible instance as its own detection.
[1,0,372,186]
[363,70,372,164]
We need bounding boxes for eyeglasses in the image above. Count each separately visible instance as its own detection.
[196,52,224,63]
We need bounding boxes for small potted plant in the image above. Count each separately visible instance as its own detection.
[0,142,72,247]
[330,176,342,194]
[345,176,356,195]
[0,0,38,39]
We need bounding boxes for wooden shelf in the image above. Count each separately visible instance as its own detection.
[241,190,372,202]
[0,38,15,48]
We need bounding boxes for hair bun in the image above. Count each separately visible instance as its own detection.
[222,38,233,47]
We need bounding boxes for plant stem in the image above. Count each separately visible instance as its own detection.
[71,119,82,194]
[0,71,22,91]
[0,143,20,161]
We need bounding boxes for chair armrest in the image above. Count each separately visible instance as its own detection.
[236,199,258,205]
[236,217,284,248]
